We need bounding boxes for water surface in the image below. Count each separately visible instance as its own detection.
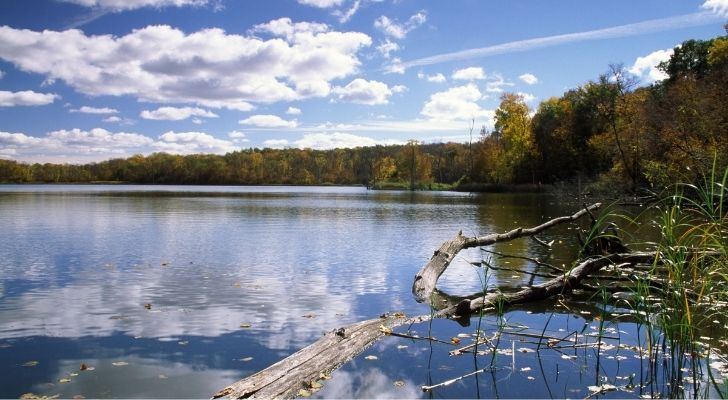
[0,185,721,398]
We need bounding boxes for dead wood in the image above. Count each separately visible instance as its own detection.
[412,203,602,303]
[212,313,429,399]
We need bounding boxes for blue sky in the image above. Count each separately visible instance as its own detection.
[0,0,726,163]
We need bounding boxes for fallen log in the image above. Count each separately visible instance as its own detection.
[412,203,602,303]
[212,313,430,399]
[436,252,659,320]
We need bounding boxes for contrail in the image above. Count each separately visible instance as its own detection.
[396,11,723,70]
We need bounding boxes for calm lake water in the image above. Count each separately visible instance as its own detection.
[0,185,723,398]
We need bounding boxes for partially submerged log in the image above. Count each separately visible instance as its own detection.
[437,252,658,320]
[212,313,429,399]
[412,203,602,303]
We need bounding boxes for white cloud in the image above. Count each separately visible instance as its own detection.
[702,0,728,16]
[71,105,119,114]
[293,132,403,150]
[376,39,400,58]
[332,78,394,105]
[154,131,238,154]
[0,90,58,106]
[516,91,536,103]
[486,73,514,93]
[391,84,407,94]
[629,47,673,83]
[239,114,298,128]
[297,0,344,8]
[286,106,302,115]
[263,139,290,148]
[421,84,494,123]
[452,67,485,81]
[518,73,538,85]
[0,22,371,107]
[374,11,427,39]
[103,116,122,123]
[396,12,721,70]
[333,0,361,23]
[58,0,211,11]
[140,106,218,121]
[197,100,254,112]
[417,72,446,83]
[227,130,249,143]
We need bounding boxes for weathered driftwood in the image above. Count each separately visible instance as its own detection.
[412,203,602,303]
[212,313,429,399]
[436,252,658,320]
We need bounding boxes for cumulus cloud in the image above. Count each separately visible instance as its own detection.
[0,90,58,106]
[58,0,212,11]
[421,84,493,122]
[516,91,536,103]
[286,106,302,115]
[293,132,403,150]
[452,67,485,81]
[154,131,237,154]
[0,22,371,108]
[332,78,395,105]
[70,105,118,114]
[702,0,728,16]
[140,106,218,121]
[297,0,344,8]
[0,128,154,162]
[629,47,673,83]
[227,130,249,143]
[485,73,515,93]
[417,72,446,83]
[0,128,245,162]
[518,73,538,85]
[239,114,298,128]
[376,39,400,58]
[374,11,427,39]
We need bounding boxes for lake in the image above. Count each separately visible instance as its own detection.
[0,185,723,398]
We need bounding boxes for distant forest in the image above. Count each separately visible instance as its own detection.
[1,33,726,192]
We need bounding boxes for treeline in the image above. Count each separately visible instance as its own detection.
[1,33,726,191]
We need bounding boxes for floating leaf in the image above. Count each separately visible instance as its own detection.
[178,341,188,345]
[519,348,535,353]
[158,374,168,379]
[59,378,71,384]
[144,303,152,310]
[450,337,461,345]
[112,361,129,366]
[393,380,405,387]
[239,357,253,362]
[302,314,316,319]
[239,323,251,328]
[364,355,378,361]
[22,361,39,367]
[396,345,408,350]
[79,363,88,371]
[232,282,241,288]
[297,389,312,397]
[527,376,535,380]
[69,372,79,377]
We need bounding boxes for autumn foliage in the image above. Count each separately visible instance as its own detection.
[1,34,726,191]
